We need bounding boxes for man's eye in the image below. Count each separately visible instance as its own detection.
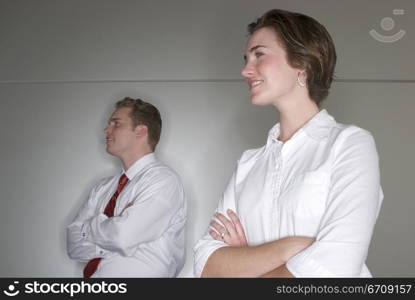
[255,52,264,58]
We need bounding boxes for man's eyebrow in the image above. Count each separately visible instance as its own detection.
[243,45,267,60]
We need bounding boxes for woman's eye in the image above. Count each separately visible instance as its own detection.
[255,52,264,58]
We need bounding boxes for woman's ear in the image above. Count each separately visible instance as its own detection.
[297,71,307,87]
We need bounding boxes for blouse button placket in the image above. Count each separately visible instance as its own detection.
[272,139,284,239]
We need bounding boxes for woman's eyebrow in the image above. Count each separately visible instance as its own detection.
[244,45,267,60]
[249,45,267,53]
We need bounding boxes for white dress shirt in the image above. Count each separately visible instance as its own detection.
[67,153,186,277]
[194,110,383,277]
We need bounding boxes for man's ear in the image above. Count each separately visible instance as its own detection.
[134,125,148,137]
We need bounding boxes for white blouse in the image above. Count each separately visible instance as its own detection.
[194,110,383,277]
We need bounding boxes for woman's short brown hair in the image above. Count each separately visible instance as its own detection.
[248,9,337,105]
[116,97,162,151]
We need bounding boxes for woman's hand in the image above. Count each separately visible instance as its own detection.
[209,209,248,247]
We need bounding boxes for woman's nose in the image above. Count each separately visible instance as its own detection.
[241,62,254,78]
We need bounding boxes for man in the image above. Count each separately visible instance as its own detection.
[67,97,186,277]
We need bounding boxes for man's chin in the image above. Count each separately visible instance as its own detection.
[106,146,115,156]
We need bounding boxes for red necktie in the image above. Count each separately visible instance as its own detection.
[83,174,129,278]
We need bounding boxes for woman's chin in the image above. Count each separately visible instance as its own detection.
[250,95,271,106]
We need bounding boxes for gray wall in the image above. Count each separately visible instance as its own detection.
[0,0,413,277]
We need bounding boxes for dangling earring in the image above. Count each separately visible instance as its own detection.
[297,73,306,87]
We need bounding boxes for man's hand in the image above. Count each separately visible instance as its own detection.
[209,209,248,247]
[119,202,134,216]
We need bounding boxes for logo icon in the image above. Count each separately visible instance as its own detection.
[370,9,406,43]
[3,281,20,297]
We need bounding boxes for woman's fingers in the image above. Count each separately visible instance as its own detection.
[210,220,226,234]
[215,212,237,237]
[227,210,244,235]
[227,209,248,246]
[209,210,248,247]
[209,230,222,241]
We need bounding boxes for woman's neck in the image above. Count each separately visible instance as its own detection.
[276,100,320,142]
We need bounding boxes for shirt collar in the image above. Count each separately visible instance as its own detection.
[302,109,336,140]
[123,152,157,180]
[267,109,336,145]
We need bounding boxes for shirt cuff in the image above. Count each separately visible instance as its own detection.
[286,250,334,277]
[193,240,228,277]
[81,213,108,242]
[80,220,91,240]
[96,245,108,258]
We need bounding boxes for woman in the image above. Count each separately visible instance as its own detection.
[194,9,383,277]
